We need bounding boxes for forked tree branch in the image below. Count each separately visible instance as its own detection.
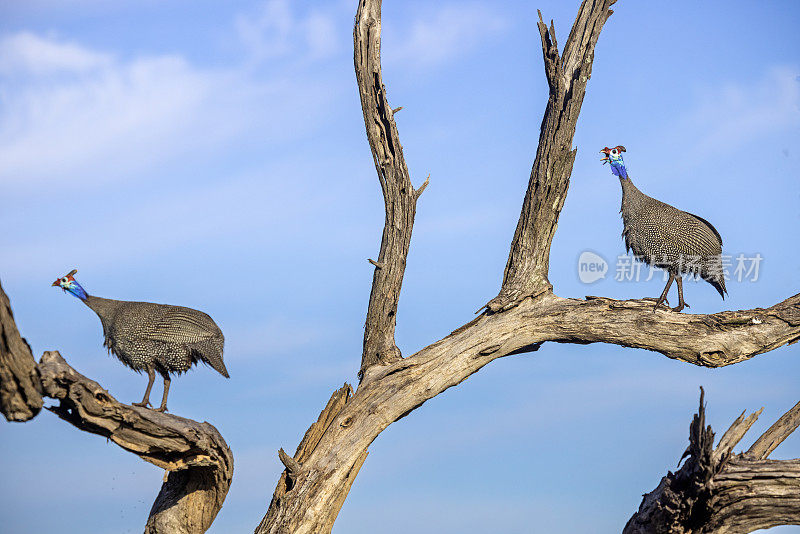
[255,1,800,532]
[355,0,427,378]
[0,282,233,534]
[624,389,800,533]
[5,1,798,533]
[485,0,616,313]
[257,292,800,533]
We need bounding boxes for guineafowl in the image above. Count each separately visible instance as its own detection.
[600,146,727,312]
[52,269,228,412]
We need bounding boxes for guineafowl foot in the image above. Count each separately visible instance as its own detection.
[651,274,677,313]
[671,277,690,313]
[154,405,168,413]
[132,400,152,408]
[641,296,670,312]
[642,297,670,305]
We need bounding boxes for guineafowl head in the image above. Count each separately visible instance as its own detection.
[52,269,87,300]
[600,145,628,179]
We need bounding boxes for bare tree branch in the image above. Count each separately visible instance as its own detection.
[485,0,616,313]
[255,292,800,533]
[0,281,232,533]
[256,384,359,534]
[747,399,800,460]
[0,279,42,421]
[355,0,426,378]
[624,389,800,533]
[253,1,800,531]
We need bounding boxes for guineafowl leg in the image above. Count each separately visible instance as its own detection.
[652,273,675,312]
[672,276,690,313]
[155,375,171,413]
[132,368,155,408]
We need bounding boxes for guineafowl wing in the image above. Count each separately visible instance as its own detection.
[145,307,221,344]
[684,211,723,247]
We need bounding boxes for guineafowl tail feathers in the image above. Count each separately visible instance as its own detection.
[212,359,230,379]
[190,340,229,378]
[707,276,727,299]
[200,350,229,378]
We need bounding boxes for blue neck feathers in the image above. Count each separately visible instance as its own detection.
[66,281,88,301]
[609,158,629,180]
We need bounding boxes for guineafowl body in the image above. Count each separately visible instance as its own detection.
[601,146,727,311]
[53,270,227,411]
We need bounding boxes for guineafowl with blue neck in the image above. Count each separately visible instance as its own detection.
[53,269,228,412]
[600,146,727,312]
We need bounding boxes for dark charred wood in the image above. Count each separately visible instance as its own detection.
[624,389,800,533]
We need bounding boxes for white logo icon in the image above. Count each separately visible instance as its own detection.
[578,251,608,284]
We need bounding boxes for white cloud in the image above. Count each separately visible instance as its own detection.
[0,32,111,75]
[235,0,341,63]
[235,0,293,61]
[386,4,507,68]
[672,67,800,159]
[0,27,343,189]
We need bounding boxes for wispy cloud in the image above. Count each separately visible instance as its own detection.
[671,66,800,159]
[235,0,341,63]
[0,15,346,191]
[385,3,507,68]
[0,31,111,75]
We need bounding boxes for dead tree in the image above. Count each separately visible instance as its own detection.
[0,280,233,534]
[625,389,800,533]
[255,1,800,533]
[3,1,799,533]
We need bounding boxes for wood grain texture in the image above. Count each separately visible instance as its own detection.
[0,279,42,421]
[256,292,800,533]
[624,390,800,533]
[354,0,428,377]
[4,1,799,532]
[253,1,800,532]
[38,350,233,534]
[485,0,617,313]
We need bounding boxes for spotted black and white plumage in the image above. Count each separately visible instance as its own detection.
[601,146,727,311]
[53,270,228,411]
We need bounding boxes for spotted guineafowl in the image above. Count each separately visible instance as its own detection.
[53,269,228,411]
[600,146,727,312]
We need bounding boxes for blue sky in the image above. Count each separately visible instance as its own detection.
[1,0,799,532]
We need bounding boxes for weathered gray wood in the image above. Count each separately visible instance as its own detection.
[485,1,617,313]
[253,1,800,532]
[256,384,356,534]
[256,292,800,533]
[5,1,798,533]
[747,399,800,460]
[0,280,43,421]
[355,0,428,378]
[38,350,233,534]
[624,390,800,533]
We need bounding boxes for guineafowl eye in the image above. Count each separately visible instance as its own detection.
[611,149,619,156]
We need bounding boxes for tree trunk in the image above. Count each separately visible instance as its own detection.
[0,279,42,421]
[4,1,799,533]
